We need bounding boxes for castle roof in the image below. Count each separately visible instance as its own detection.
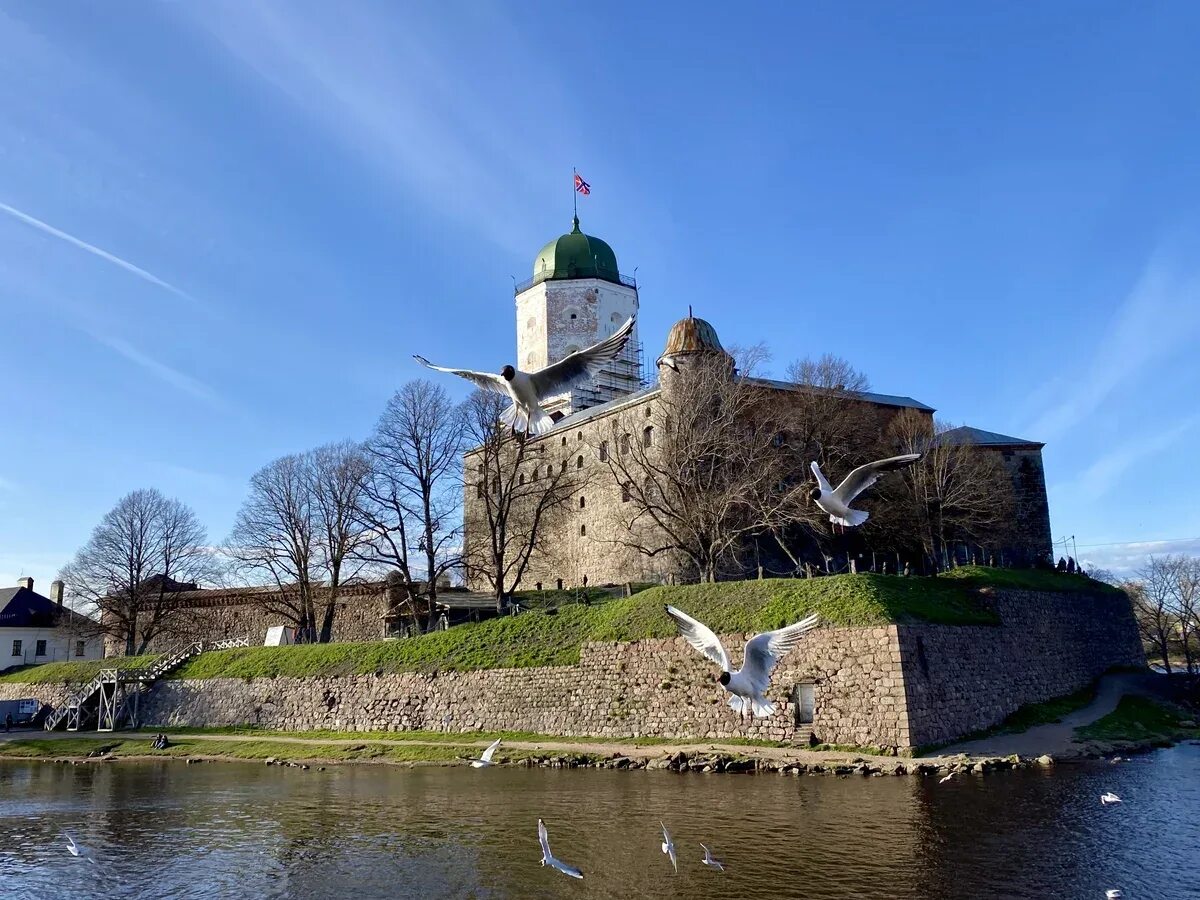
[938,425,1043,448]
[530,215,625,287]
[745,376,935,412]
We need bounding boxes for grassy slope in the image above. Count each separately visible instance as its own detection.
[0,655,157,685]
[1076,696,1200,743]
[0,568,1111,683]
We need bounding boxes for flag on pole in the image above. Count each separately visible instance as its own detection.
[574,173,591,195]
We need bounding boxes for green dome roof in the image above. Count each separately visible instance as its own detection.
[532,216,622,285]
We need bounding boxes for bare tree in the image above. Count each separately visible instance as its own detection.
[58,488,213,656]
[461,390,585,607]
[601,352,805,582]
[1137,555,1200,674]
[310,441,373,643]
[360,380,464,625]
[783,353,877,476]
[1127,571,1175,674]
[882,410,1015,570]
[227,453,320,641]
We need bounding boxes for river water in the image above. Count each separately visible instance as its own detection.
[1,744,1198,900]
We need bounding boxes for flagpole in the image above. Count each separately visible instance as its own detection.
[572,166,577,219]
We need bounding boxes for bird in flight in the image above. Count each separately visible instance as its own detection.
[699,843,725,872]
[463,737,502,768]
[938,772,955,784]
[62,831,94,864]
[1106,890,1123,899]
[415,317,635,436]
[537,818,583,879]
[660,821,677,873]
[1100,792,1122,805]
[664,605,820,718]
[809,453,922,527]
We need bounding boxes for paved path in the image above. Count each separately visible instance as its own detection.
[942,672,1154,758]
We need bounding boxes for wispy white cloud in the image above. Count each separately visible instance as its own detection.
[1081,537,1200,578]
[0,200,193,302]
[89,333,225,410]
[1060,415,1200,499]
[1025,257,1200,441]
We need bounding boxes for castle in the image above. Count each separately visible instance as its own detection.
[463,218,1052,592]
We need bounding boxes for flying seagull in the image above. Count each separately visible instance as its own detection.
[464,737,502,768]
[809,453,922,527]
[62,831,94,864]
[664,605,821,717]
[1100,792,1122,805]
[700,843,725,872]
[415,317,635,436]
[537,819,583,880]
[938,772,955,784]
[660,821,677,874]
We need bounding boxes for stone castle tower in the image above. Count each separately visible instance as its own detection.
[514,215,644,420]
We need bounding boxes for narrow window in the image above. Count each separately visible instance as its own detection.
[579,496,586,509]
[621,484,631,502]
[580,524,587,536]
[75,640,86,658]
[577,431,584,441]
[621,434,631,454]
[560,459,567,473]
[476,483,484,499]
[35,639,47,657]
[576,455,584,469]
[11,639,21,657]
[532,468,539,482]
[561,436,567,446]
[599,441,609,462]
[519,472,525,485]
[643,426,654,448]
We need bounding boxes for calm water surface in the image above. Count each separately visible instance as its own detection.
[2,744,1198,899]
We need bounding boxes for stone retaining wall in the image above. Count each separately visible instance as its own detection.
[898,588,1144,749]
[3,588,1143,752]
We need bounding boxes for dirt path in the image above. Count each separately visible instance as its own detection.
[942,672,1153,758]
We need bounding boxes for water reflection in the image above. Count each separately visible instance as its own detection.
[1,744,1197,899]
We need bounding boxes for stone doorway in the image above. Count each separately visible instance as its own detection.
[792,682,815,726]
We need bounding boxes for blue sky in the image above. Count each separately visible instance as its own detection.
[2,1,1198,584]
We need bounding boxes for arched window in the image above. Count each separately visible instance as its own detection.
[476,483,484,499]
[579,496,586,509]
[599,441,609,462]
[560,459,567,473]
[645,406,652,418]
[532,467,539,482]
[621,434,631,455]
[546,465,553,479]
[577,431,584,441]
[580,524,587,536]
[642,426,654,448]
[610,312,623,324]
[576,455,584,469]
[561,436,567,446]
[621,483,631,502]
[519,472,525,485]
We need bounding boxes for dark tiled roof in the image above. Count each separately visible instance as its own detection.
[0,586,93,629]
[742,377,936,412]
[938,425,1043,448]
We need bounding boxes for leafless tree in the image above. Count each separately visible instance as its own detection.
[600,352,806,582]
[461,390,585,607]
[360,379,464,625]
[783,354,878,474]
[1135,555,1200,674]
[227,453,320,641]
[882,409,1015,569]
[309,441,373,642]
[1127,572,1174,674]
[58,488,214,656]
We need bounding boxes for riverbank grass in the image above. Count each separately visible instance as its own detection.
[0,567,1106,683]
[1075,696,1200,744]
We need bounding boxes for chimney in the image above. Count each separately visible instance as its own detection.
[17,576,33,592]
[51,580,65,607]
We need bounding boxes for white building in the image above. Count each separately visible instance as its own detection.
[0,577,103,668]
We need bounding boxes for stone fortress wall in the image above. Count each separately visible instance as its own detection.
[4,587,1144,753]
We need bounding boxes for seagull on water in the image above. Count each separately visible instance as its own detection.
[666,605,820,717]
[464,737,502,768]
[660,821,677,873]
[537,819,583,880]
[1100,792,1122,805]
[62,831,94,864]
[700,843,725,872]
[1106,890,1123,899]
[809,454,922,527]
[415,317,635,437]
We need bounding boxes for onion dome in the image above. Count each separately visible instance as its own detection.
[531,215,622,286]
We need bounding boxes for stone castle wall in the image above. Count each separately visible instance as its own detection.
[6,588,1143,753]
[898,588,1144,749]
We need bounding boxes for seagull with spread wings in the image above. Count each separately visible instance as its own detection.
[415,317,635,436]
[463,737,502,768]
[660,821,677,874]
[664,605,820,718]
[809,453,922,527]
[537,818,583,879]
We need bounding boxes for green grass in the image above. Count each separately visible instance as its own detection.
[1076,696,1200,743]
[0,655,157,685]
[0,735,599,766]
[0,568,1109,683]
[939,566,1122,595]
[997,684,1097,733]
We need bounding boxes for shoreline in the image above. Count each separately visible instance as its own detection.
[2,727,1195,776]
